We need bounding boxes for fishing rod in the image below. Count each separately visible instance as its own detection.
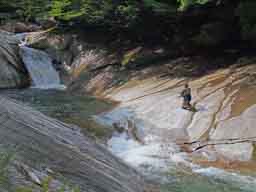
[181,135,256,145]
[176,136,256,152]
[193,139,256,152]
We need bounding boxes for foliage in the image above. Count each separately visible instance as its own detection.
[143,0,178,14]
[63,0,141,28]
[122,47,142,66]
[237,1,256,41]
[177,0,209,10]
[16,187,33,192]
[49,0,75,19]
[0,0,208,24]
[0,0,51,21]
[6,0,256,46]
[42,176,52,192]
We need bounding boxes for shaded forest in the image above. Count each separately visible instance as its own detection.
[1,0,256,51]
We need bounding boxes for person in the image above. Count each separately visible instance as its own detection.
[180,83,192,110]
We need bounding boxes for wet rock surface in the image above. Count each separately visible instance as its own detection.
[0,97,146,192]
[0,22,41,33]
[100,60,256,167]
[0,31,29,88]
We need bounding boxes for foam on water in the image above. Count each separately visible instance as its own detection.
[98,72,256,191]
[100,106,256,191]
[108,135,184,176]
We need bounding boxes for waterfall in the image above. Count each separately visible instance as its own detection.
[19,46,65,89]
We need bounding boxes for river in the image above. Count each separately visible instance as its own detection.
[3,89,113,139]
[3,88,256,192]
[12,38,256,191]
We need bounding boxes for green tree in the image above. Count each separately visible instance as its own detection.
[177,0,209,10]
[0,0,51,21]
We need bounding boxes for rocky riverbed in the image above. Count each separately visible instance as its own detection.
[2,27,256,192]
[100,61,256,166]
[0,30,148,192]
[90,58,256,192]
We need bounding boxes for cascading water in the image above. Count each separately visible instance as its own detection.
[19,46,64,89]
[97,75,256,192]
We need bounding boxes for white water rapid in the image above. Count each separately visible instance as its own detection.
[96,70,256,191]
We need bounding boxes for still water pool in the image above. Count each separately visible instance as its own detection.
[3,88,113,138]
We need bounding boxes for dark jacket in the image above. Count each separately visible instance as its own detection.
[181,88,192,102]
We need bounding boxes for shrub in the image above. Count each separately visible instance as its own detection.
[237,1,256,41]
[177,0,209,10]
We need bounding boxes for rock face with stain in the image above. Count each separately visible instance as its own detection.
[0,31,29,88]
[101,60,256,163]
[0,97,146,192]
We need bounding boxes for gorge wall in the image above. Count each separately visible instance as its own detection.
[0,31,29,88]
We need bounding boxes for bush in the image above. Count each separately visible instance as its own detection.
[0,0,51,21]
[177,0,209,10]
[237,1,256,41]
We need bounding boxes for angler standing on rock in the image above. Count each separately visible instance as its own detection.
[180,83,192,110]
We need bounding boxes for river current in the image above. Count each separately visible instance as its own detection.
[3,88,256,192]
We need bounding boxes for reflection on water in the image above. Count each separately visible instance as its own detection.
[3,88,113,138]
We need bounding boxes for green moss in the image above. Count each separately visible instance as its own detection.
[252,143,256,161]
[16,187,33,192]
[178,0,209,11]
[121,47,170,69]
[121,47,142,66]
[16,177,81,192]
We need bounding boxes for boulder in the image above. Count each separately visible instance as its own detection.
[0,97,146,192]
[101,60,256,164]
[0,31,29,88]
[0,22,41,33]
[210,94,256,161]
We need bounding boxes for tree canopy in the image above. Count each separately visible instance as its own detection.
[0,0,207,22]
[1,0,256,43]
